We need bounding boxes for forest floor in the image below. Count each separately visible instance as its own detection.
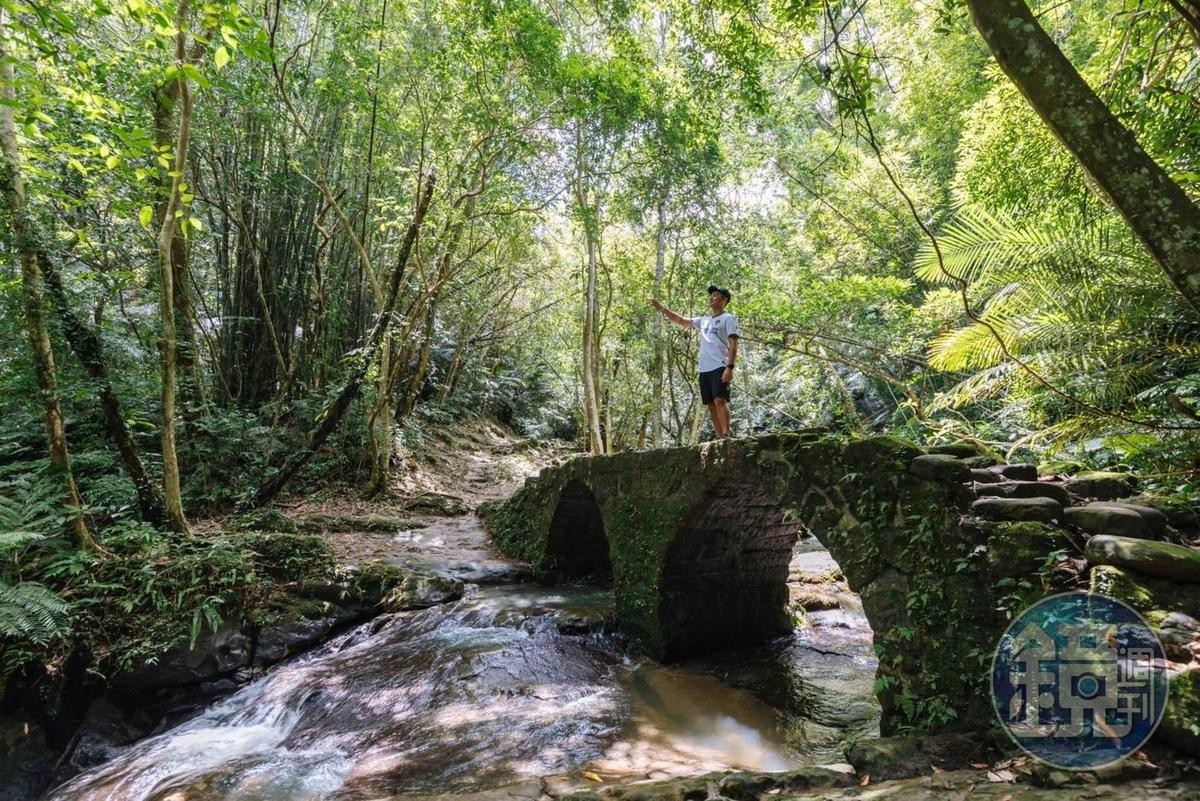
[199,417,566,569]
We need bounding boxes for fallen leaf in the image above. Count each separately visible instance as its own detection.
[583,772,603,783]
[986,770,1016,783]
[970,762,989,769]
[859,774,870,786]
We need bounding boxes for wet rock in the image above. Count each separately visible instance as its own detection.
[974,484,1007,497]
[845,735,933,780]
[1159,668,1200,758]
[66,697,145,770]
[0,717,56,801]
[971,469,1004,484]
[254,615,341,666]
[909,454,970,482]
[991,463,1038,482]
[386,572,465,610]
[554,610,613,636]
[1063,471,1137,500]
[1065,505,1152,539]
[1085,536,1200,583]
[113,622,254,689]
[971,496,1063,523]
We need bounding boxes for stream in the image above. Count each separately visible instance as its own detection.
[41,521,878,801]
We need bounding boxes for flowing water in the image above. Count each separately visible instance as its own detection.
[43,526,878,801]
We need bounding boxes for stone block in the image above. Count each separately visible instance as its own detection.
[1085,535,1200,584]
[971,496,1063,523]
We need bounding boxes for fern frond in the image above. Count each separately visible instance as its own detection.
[0,582,69,644]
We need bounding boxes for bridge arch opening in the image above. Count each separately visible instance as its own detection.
[544,480,613,580]
[657,484,805,660]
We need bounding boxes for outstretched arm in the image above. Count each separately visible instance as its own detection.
[649,298,694,330]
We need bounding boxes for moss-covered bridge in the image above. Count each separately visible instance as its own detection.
[485,432,1065,733]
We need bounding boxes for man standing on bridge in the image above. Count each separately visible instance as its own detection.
[649,285,740,439]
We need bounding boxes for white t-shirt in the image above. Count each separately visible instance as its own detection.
[691,311,739,373]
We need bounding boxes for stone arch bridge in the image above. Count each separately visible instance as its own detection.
[484,432,1067,733]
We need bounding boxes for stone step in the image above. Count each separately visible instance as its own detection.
[1063,471,1137,500]
[1085,535,1200,583]
[971,496,1063,523]
[974,480,1071,506]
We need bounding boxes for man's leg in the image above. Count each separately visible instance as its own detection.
[714,398,731,437]
[706,401,720,438]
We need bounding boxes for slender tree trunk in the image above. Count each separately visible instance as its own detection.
[650,199,667,447]
[245,173,436,509]
[41,251,166,525]
[157,4,194,533]
[575,124,605,454]
[0,18,95,549]
[967,0,1200,312]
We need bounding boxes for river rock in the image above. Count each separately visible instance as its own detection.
[113,621,254,689]
[254,614,344,666]
[909,454,970,482]
[845,735,933,781]
[1085,536,1200,583]
[960,455,999,468]
[1064,471,1137,500]
[384,571,466,610]
[990,463,1038,482]
[972,496,1063,523]
[1065,505,1152,539]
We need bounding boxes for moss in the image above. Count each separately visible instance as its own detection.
[1089,565,1200,628]
[1159,669,1200,757]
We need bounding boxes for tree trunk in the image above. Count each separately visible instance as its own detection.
[650,199,667,447]
[967,0,1200,312]
[41,249,166,525]
[156,3,194,533]
[245,173,436,509]
[575,124,605,455]
[0,17,95,549]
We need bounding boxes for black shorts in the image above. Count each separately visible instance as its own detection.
[698,367,730,405]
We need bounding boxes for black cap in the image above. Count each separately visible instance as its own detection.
[707,284,731,302]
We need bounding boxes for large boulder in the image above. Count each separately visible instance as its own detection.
[1085,536,1200,584]
[972,496,1063,523]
